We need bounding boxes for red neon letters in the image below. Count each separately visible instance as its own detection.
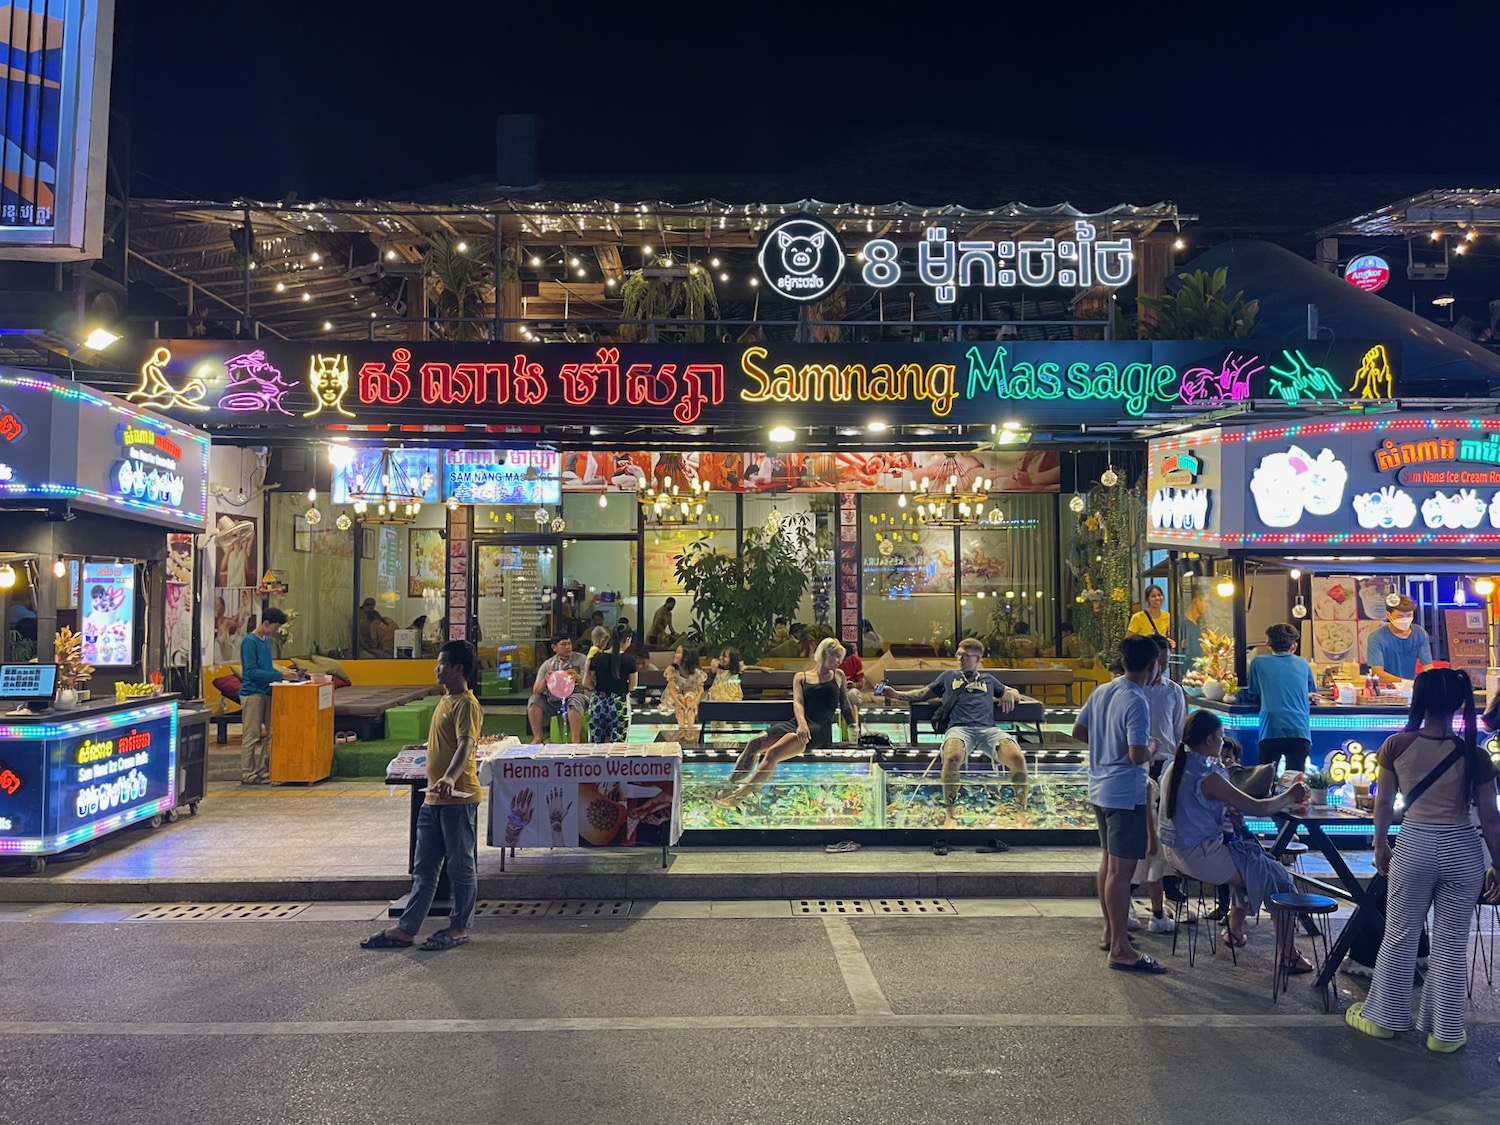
[355,347,725,423]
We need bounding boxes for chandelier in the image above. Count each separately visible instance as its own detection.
[901,473,999,528]
[636,475,716,526]
[349,449,432,525]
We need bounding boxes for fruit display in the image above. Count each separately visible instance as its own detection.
[114,681,159,701]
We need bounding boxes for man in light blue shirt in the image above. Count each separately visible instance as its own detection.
[1072,634,1162,973]
[1365,594,1433,684]
[1245,622,1320,770]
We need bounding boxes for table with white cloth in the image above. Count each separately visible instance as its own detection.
[479,742,683,869]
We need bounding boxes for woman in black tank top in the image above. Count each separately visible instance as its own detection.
[715,639,857,807]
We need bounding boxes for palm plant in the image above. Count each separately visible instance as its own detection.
[1138,268,1259,339]
[424,232,495,340]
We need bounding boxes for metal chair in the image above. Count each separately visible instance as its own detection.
[1470,902,1497,999]
[1268,892,1337,1010]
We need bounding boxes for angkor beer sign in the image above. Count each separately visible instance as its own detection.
[757,216,1135,305]
[117,339,1400,431]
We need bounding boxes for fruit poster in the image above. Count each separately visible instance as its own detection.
[486,750,682,849]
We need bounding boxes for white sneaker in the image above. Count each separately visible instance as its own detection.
[1341,959,1375,979]
[1147,915,1176,933]
[1126,914,1141,932]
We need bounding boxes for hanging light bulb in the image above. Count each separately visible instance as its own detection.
[1216,576,1236,597]
[304,506,322,525]
[0,564,14,589]
[1069,495,1086,513]
[1475,576,1495,597]
[598,493,608,508]
[307,487,317,502]
[53,558,67,578]
[1101,467,1119,488]
[336,514,352,531]
[447,497,460,512]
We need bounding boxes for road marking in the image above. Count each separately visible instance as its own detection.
[823,915,894,1016]
[1393,1083,1500,1124]
[2,1012,1486,1038]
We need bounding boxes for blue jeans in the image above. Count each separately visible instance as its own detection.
[397,802,478,935]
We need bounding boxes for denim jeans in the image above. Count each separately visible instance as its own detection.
[397,802,478,935]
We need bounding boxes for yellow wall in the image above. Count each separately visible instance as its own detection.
[201,658,437,712]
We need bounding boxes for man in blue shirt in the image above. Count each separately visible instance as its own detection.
[1072,634,1162,973]
[239,607,301,784]
[1245,622,1320,771]
[878,637,1023,831]
[1366,594,1433,684]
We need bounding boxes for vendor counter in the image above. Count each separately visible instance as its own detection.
[1193,696,1419,767]
[0,696,180,870]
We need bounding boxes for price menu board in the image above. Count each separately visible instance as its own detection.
[1443,608,1489,678]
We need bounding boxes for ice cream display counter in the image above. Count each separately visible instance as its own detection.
[1194,696,1416,767]
[0,696,179,871]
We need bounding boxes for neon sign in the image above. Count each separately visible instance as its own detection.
[756,217,845,303]
[0,760,20,796]
[304,354,355,418]
[741,346,956,417]
[1178,352,1262,408]
[1150,487,1210,531]
[0,403,24,441]
[218,350,296,414]
[1266,350,1343,406]
[1350,344,1394,399]
[129,347,207,411]
[860,221,1133,303]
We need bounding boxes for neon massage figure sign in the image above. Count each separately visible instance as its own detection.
[128,340,1400,429]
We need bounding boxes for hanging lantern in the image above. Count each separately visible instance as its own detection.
[1068,495,1086,514]
[335,514,352,531]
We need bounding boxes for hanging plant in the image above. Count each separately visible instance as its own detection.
[1066,472,1145,660]
[619,256,720,343]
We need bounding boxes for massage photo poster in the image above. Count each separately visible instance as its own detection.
[489,757,681,849]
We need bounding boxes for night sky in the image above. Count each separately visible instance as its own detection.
[126,2,1500,204]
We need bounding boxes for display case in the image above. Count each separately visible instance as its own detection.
[883,764,1094,830]
[682,761,883,830]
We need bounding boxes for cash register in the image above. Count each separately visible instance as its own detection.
[0,663,59,714]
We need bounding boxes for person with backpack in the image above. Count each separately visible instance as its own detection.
[1346,668,1500,1053]
[583,622,638,743]
[878,637,1025,831]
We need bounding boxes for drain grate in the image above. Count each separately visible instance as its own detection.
[125,904,224,922]
[868,898,956,916]
[211,902,310,921]
[794,899,871,915]
[473,900,553,917]
[549,900,632,917]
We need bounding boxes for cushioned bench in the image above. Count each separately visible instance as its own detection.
[337,685,439,740]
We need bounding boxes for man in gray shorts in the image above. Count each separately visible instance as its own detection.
[877,637,1024,830]
[1072,634,1161,973]
[528,633,587,742]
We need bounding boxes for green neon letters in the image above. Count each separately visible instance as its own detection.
[964,346,1179,418]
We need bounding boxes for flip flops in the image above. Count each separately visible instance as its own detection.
[336,731,359,745]
[824,840,862,854]
[932,840,950,856]
[976,837,1011,854]
[359,931,413,949]
[420,930,470,952]
[1108,954,1167,974]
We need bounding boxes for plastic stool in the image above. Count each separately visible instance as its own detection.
[384,704,425,742]
[548,711,588,743]
[1268,892,1337,1009]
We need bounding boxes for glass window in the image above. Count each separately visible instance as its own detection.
[561,537,636,648]
[266,493,356,659]
[562,491,638,533]
[742,494,835,629]
[641,492,737,651]
[959,494,1057,658]
[860,494,955,656]
[354,503,448,658]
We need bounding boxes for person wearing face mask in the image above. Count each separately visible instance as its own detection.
[1366,595,1433,685]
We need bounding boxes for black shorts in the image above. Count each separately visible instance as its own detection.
[1258,737,1311,772]
[1094,802,1149,861]
[765,719,836,748]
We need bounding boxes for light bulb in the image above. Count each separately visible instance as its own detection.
[1101,467,1119,487]
[1216,578,1235,597]
[301,292,311,302]
[53,559,66,578]
[1289,568,1301,580]
[0,564,14,589]
[307,487,317,502]
[456,241,468,253]
[599,493,608,508]
[1069,495,1086,513]
[530,255,541,266]
[1475,577,1495,597]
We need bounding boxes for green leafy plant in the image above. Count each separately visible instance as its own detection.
[1138,267,1259,340]
[1066,477,1145,660]
[673,515,828,661]
[424,232,495,341]
[620,256,720,343]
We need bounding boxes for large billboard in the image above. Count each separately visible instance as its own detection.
[0,1,115,260]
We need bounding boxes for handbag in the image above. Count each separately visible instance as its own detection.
[931,673,973,734]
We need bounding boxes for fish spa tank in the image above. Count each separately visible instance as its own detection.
[630,703,1095,841]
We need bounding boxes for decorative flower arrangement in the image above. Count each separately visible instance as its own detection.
[1193,628,1236,683]
[1219,672,1240,697]
[54,626,95,686]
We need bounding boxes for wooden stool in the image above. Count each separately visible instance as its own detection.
[1268,892,1337,1009]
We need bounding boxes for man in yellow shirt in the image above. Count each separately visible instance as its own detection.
[362,639,484,952]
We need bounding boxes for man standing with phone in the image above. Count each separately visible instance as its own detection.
[239,607,301,785]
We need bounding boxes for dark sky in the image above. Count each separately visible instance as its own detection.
[126,1,1500,202]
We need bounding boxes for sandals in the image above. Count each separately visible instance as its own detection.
[824,840,862,854]
[420,930,470,952]
[1221,927,1249,948]
[359,930,413,949]
[976,837,1011,854]
[1278,955,1315,976]
[1109,954,1167,974]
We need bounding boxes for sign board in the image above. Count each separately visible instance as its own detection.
[80,561,135,667]
[1150,414,1500,550]
[118,339,1403,432]
[1345,255,1391,294]
[483,747,681,849]
[330,447,441,506]
[0,367,209,529]
[0,1,115,260]
[442,449,561,505]
[1444,608,1488,677]
[0,702,177,855]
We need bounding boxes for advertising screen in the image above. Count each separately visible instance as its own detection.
[442,449,561,505]
[80,561,136,667]
[330,447,442,506]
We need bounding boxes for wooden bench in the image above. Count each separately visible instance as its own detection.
[908,695,1046,745]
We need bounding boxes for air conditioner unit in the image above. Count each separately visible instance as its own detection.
[1408,237,1450,281]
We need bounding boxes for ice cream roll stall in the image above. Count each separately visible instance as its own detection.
[1147,413,1500,767]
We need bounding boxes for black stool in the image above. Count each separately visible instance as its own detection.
[1470,902,1497,999]
[1170,874,1232,967]
[1278,841,1309,875]
[1268,892,1337,1009]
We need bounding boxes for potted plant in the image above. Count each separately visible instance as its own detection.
[1304,765,1330,807]
[1193,628,1236,701]
[1219,672,1240,704]
[53,626,94,709]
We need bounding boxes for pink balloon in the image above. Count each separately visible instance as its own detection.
[547,669,575,699]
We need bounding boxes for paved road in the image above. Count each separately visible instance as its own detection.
[1,899,1497,1124]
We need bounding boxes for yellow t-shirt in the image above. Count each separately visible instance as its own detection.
[1126,609,1169,639]
[426,689,483,805]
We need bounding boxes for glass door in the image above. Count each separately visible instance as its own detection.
[473,536,559,696]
